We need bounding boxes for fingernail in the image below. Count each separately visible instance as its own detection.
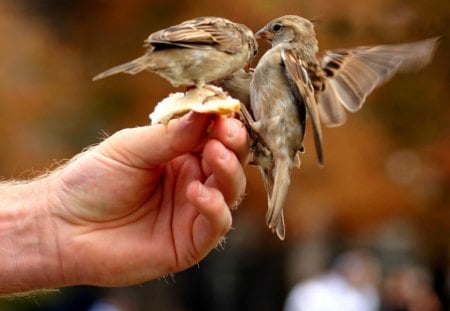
[198,182,210,200]
[174,112,194,133]
[219,144,230,160]
[180,112,195,124]
[227,120,238,139]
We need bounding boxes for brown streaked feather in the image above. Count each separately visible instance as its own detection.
[275,213,286,240]
[92,55,150,81]
[282,49,324,165]
[257,159,286,240]
[317,81,348,127]
[318,37,439,125]
[263,158,289,240]
[145,17,244,53]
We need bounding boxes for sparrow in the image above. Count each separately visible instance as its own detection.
[93,17,258,93]
[249,15,438,239]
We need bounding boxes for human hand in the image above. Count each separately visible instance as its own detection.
[47,113,248,287]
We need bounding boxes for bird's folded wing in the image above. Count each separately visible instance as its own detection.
[282,49,324,165]
[145,17,244,53]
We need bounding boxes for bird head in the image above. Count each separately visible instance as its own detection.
[239,23,259,71]
[256,15,317,49]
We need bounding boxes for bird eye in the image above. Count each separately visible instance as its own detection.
[272,23,283,32]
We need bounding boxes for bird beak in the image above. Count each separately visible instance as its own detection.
[255,28,272,41]
[243,63,254,73]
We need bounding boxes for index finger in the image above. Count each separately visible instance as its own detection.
[210,117,250,165]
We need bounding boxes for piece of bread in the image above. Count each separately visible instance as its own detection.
[149,86,240,125]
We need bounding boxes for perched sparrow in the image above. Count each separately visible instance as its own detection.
[93,17,258,92]
[250,15,438,239]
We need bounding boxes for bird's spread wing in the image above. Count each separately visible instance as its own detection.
[145,17,244,53]
[282,49,324,165]
[318,37,439,127]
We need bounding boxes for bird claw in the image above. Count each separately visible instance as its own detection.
[201,84,229,103]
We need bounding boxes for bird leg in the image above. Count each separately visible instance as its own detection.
[237,104,273,167]
[201,84,229,102]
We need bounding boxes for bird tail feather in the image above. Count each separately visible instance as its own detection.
[93,55,150,81]
[264,159,290,240]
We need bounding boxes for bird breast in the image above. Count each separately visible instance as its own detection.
[251,48,305,160]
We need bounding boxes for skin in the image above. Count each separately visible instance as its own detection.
[0,113,249,294]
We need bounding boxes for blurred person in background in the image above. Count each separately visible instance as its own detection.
[284,250,381,311]
[380,264,443,311]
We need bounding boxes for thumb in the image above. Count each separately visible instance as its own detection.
[97,113,213,168]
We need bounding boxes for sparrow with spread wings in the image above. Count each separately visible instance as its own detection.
[93,16,258,92]
[246,15,438,239]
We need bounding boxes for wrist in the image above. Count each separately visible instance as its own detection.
[0,177,65,294]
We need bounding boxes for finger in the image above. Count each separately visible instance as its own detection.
[186,181,232,252]
[202,139,246,206]
[97,113,212,168]
[210,117,250,165]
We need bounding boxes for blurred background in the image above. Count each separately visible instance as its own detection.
[0,0,448,310]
